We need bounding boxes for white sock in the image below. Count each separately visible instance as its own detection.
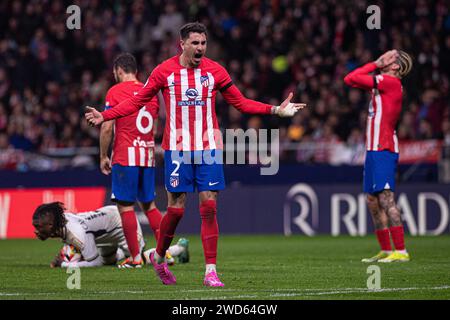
[168,244,184,257]
[116,248,126,261]
[205,264,216,275]
[396,249,407,254]
[383,250,392,254]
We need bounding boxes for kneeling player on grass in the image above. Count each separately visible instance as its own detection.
[32,202,189,268]
[344,50,413,263]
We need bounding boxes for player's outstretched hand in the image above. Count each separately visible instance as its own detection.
[85,106,104,126]
[50,253,63,268]
[375,50,399,68]
[273,92,306,117]
[100,156,112,175]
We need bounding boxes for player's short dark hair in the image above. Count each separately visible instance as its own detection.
[113,53,137,74]
[33,202,67,233]
[180,22,207,40]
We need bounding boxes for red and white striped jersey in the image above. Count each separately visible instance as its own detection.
[104,81,159,166]
[344,62,403,153]
[102,55,273,151]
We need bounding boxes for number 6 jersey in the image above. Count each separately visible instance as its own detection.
[104,81,160,167]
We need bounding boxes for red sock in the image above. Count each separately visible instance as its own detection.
[146,208,162,241]
[156,207,184,257]
[375,228,392,251]
[200,200,219,265]
[389,225,405,250]
[120,210,140,259]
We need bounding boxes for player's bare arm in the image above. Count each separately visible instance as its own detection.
[99,120,114,175]
[50,253,63,268]
[374,50,399,68]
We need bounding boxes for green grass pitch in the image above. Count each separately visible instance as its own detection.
[1,235,449,300]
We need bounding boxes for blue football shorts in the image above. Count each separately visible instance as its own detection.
[363,150,399,194]
[111,164,156,203]
[164,150,225,193]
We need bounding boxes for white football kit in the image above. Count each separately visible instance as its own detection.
[61,206,145,267]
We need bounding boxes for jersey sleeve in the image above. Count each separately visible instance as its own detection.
[216,65,272,114]
[221,84,272,114]
[102,65,164,121]
[61,254,103,268]
[374,74,401,93]
[78,232,99,263]
[61,221,100,267]
[147,96,160,119]
[343,62,378,91]
[214,64,234,92]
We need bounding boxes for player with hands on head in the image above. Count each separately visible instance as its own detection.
[344,49,413,263]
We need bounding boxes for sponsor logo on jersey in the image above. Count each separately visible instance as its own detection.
[170,176,179,188]
[185,88,199,99]
[177,100,205,107]
[200,75,209,87]
[133,136,155,148]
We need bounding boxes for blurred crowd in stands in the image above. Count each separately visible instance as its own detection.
[0,0,449,170]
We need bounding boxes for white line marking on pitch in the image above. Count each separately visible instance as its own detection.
[0,292,57,296]
[269,285,450,297]
[201,295,259,300]
[1,285,449,298]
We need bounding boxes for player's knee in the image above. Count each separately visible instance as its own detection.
[366,194,377,206]
[117,202,135,212]
[200,199,217,219]
[378,190,393,211]
[199,191,218,202]
[140,201,156,212]
[387,206,402,224]
[168,192,187,208]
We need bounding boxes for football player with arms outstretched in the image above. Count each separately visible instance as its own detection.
[85,22,306,286]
